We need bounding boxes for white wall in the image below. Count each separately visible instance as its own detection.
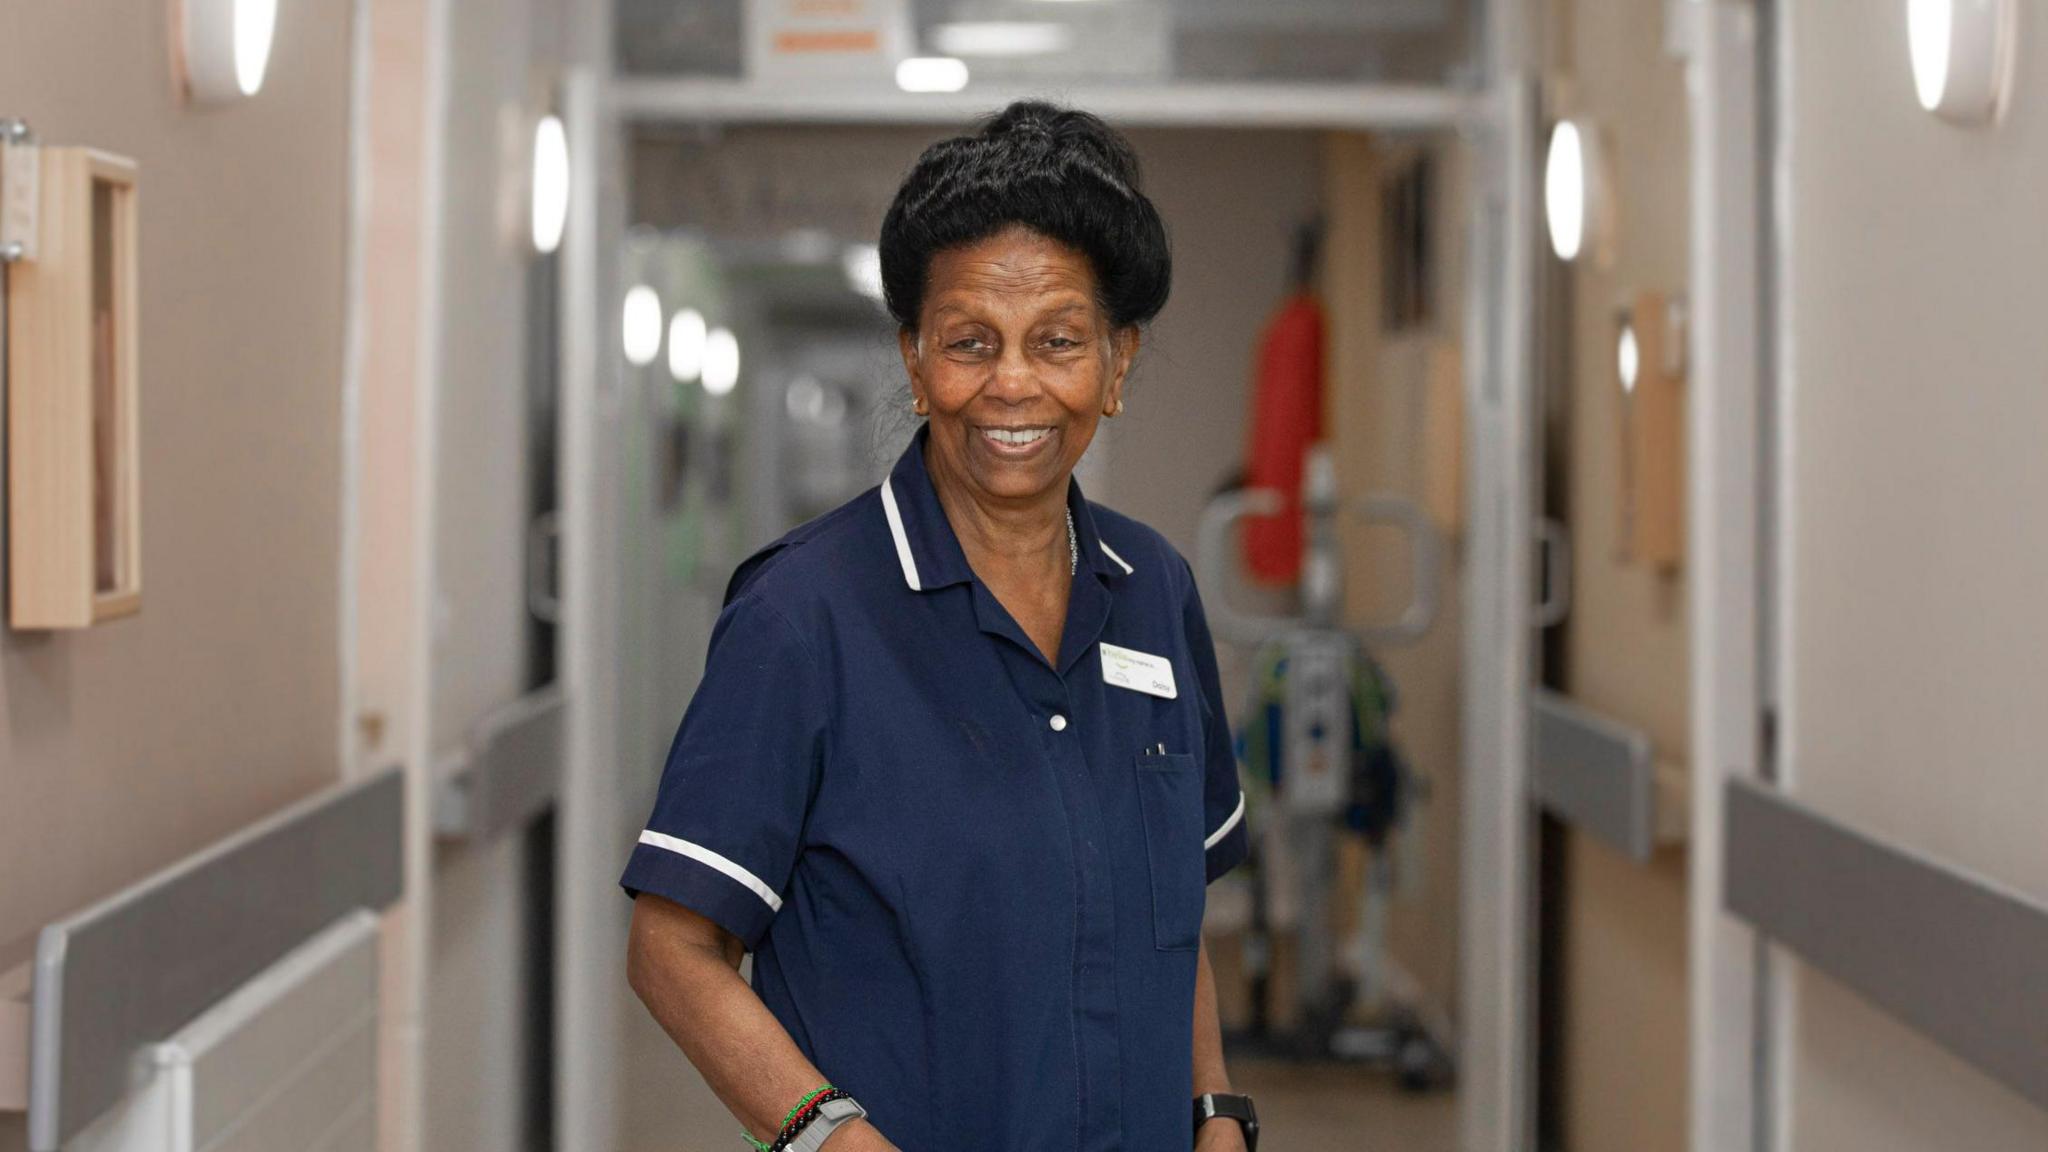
[1777,3,2048,1147]
[420,0,571,1146]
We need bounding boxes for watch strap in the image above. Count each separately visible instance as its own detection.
[787,1096,866,1152]
[1193,1092,1258,1151]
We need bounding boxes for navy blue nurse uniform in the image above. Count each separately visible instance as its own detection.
[621,425,1249,1152]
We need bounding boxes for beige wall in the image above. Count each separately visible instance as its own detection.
[1105,129,1324,550]
[1549,0,1691,1149]
[0,0,353,1016]
[1777,3,2048,1147]
[0,2,355,1148]
[1322,132,1468,1026]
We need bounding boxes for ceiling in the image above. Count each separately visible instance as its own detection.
[615,0,1472,86]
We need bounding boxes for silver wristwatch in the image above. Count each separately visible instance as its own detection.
[788,1096,867,1152]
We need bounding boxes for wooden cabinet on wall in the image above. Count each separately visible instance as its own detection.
[7,147,142,629]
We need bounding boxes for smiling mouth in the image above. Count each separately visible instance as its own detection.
[980,426,1054,449]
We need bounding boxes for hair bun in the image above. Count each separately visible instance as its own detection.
[878,99,1172,330]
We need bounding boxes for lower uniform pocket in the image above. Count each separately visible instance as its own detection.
[1135,752,1205,951]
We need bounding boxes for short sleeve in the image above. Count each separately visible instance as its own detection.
[1181,559,1249,883]
[619,594,825,950]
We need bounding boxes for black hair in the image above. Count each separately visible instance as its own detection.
[878,100,1172,332]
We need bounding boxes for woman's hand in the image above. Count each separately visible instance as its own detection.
[1195,1118,1250,1152]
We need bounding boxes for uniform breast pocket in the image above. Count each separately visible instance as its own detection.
[1135,752,1205,951]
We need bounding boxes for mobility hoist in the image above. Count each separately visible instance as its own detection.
[1197,447,1455,1090]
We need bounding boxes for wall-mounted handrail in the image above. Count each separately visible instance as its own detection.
[1531,689,1684,861]
[12,767,403,1150]
[435,684,567,843]
[1723,779,2048,1113]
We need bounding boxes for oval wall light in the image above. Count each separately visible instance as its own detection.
[1544,119,1606,263]
[667,309,707,383]
[1617,320,1640,394]
[531,115,569,254]
[1908,0,2013,123]
[622,286,663,367]
[178,0,279,104]
[702,327,740,396]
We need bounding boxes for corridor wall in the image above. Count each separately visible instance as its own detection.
[0,3,356,1149]
[1547,2,1691,1150]
[1321,131,1469,1031]
[415,0,575,1147]
[1771,4,2048,1147]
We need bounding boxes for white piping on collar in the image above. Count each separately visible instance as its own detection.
[880,477,923,591]
[1099,540,1135,575]
[885,475,1133,587]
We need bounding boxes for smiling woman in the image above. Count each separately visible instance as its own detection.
[622,101,1257,1152]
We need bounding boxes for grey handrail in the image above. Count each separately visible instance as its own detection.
[1723,780,2048,1113]
[1531,690,1682,862]
[23,768,404,1150]
[434,684,567,842]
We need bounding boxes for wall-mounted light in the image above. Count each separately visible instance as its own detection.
[622,285,662,367]
[1617,320,1640,394]
[1908,0,2013,123]
[702,327,740,396]
[667,308,706,383]
[1544,119,1611,263]
[896,57,970,93]
[842,244,884,302]
[531,115,569,254]
[177,0,279,104]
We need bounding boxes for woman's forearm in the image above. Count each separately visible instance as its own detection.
[627,895,895,1149]
[1191,937,1233,1096]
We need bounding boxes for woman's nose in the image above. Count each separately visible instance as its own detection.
[987,344,1042,401]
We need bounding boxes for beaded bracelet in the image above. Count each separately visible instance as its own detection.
[769,1088,851,1152]
[741,1084,837,1152]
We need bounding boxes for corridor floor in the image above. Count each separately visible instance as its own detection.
[1231,1059,1457,1152]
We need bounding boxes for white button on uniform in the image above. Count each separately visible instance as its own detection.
[1049,714,1068,732]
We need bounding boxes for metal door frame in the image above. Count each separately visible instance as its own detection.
[1682,3,1770,1151]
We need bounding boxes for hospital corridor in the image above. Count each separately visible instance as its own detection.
[2,1,2045,1151]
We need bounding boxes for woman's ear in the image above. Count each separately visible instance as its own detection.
[898,326,923,406]
[1107,325,1141,404]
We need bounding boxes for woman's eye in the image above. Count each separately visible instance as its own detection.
[948,338,988,353]
[1044,336,1079,349]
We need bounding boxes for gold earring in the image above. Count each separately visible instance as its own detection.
[1109,398,1124,417]
[912,395,928,416]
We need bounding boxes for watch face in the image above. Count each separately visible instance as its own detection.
[819,1097,864,1121]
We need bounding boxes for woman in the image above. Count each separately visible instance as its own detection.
[622,101,1255,1152]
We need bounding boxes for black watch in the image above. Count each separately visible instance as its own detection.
[1193,1092,1258,1151]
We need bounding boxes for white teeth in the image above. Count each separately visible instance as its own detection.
[984,427,1050,446]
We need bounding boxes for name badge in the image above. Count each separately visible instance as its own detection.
[1100,642,1177,700]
